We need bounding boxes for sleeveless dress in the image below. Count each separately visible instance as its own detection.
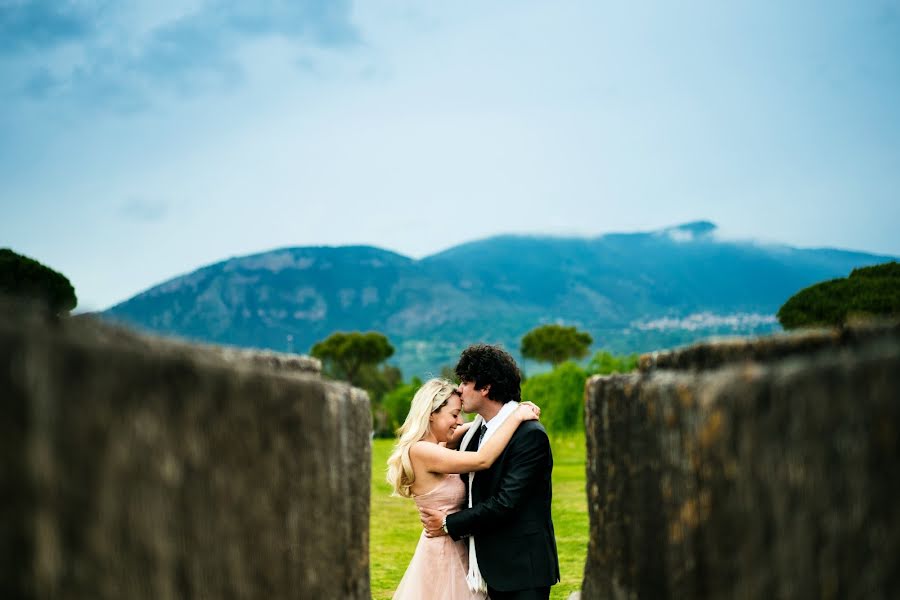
[392,474,488,600]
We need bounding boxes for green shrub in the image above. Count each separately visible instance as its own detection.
[0,248,77,313]
[778,261,900,329]
[521,362,588,433]
[378,377,423,437]
[521,351,639,433]
[586,350,639,376]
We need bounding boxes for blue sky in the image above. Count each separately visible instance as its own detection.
[2,0,899,311]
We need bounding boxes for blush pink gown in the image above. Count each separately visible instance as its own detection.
[392,474,488,600]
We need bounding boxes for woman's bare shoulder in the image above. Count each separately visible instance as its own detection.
[408,440,434,457]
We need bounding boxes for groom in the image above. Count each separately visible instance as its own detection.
[420,344,560,599]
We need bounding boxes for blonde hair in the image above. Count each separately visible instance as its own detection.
[386,378,458,498]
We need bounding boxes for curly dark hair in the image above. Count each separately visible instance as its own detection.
[455,344,522,403]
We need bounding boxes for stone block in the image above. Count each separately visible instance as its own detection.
[582,323,900,599]
[1,300,370,599]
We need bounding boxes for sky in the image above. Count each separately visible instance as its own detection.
[2,0,899,311]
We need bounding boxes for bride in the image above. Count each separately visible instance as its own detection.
[386,378,539,600]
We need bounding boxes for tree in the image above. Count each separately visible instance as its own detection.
[357,363,403,408]
[777,261,900,329]
[520,324,593,366]
[586,351,639,376]
[0,248,77,314]
[380,376,423,435]
[310,331,395,386]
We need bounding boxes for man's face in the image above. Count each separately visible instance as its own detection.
[457,379,488,414]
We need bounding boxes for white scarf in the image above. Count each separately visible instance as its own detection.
[457,401,519,594]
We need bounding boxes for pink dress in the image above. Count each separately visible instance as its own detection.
[392,474,488,600]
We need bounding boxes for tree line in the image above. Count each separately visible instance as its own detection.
[309,324,638,436]
[312,260,900,436]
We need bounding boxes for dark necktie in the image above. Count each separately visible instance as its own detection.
[476,423,488,449]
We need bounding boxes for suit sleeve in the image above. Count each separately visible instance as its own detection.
[445,426,549,540]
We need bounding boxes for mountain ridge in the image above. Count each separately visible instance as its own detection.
[102,222,896,376]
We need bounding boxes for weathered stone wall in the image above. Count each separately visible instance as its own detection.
[1,301,371,600]
[582,324,900,600]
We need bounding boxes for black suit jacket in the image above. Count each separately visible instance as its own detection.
[445,419,560,592]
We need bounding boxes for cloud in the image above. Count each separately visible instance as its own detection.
[119,197,169,222]
[216,1,358,45]
[0,0,95,52]
[21,65,59,98]
[3,0,360,110]
[132,13,242,94]
[656,221,718,243]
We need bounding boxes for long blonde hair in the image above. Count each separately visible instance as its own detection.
[386,378,458,498]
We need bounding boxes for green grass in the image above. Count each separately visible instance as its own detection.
[370,432,587,599]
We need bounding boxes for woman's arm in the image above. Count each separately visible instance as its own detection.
[445,401,539,449]
[409,404,538,475]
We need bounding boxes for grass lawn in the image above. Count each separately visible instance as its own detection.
[370,432,587,599]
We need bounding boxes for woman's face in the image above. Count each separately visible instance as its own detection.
[429,392,464,443]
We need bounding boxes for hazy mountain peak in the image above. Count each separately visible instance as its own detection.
[658,221,717,242]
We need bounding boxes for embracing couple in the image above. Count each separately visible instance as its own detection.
[386,344,560,599]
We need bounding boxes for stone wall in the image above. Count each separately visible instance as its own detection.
[582,323,900,599]
[1,301,371,599]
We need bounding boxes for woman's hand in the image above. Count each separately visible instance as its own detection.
[515,401,540,422]
[446,421,473,450]
[521,401,541,418]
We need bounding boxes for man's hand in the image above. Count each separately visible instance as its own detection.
[419,507,448,538]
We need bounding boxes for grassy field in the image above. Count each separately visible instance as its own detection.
[370,432,588,599]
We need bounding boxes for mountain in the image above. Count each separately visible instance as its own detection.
[102,222,896,377]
